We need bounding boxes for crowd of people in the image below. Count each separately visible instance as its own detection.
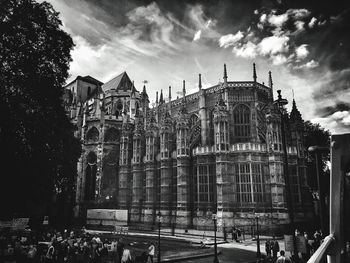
[264,229,350,263]
[0,228,155,263]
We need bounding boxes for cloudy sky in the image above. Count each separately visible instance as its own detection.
[46,0,349,134]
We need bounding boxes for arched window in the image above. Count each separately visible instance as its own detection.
[86,127,99,143]
[85,152,97,200]
[135,102,140,116]
[115,99,123,117]
[87,86,91,96]
[104,127,120,142]
[233,104,251,142]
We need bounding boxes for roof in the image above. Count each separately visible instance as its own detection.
[102,71,137,93]
[65,75,103,87]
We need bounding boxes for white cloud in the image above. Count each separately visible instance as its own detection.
[268,13,288,28]
[295,44,309,59]
[294,20,305,32]
[193,30,201,41]
[233,41,258,58]
[294,60,319,69]
[258,35,289,55]
[272,54,288,65]
[260,14,267,23]
[308,17,317,28]
[312,111,350,134]
[219,31,244,48]
[287,9,310,19]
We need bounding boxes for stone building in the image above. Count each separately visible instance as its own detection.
[64,64,313,229]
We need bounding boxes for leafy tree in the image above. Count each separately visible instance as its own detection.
[0,0,81,221]
[304,121,331,190]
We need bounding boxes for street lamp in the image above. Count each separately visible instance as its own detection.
[212,213,219,263]
[308,146,329,235]
[157,212,162,263]
[255,214,261,259]
[273,90,298,259]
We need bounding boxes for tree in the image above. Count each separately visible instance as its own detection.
[0,0,81,220]
[304,121,331,190]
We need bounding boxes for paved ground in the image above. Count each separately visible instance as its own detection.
[86,229,286,262]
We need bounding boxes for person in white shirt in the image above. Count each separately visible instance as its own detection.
[148,243,155,263]
[276,250,291,263]
[121,247,132,263]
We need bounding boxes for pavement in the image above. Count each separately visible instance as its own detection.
[86,229,287,263]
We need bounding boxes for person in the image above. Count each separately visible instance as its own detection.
[276,250,291,263]
[148,243,155,263]
[265,239,272,258]
[27,244,37,263]
[237,228,242,242]
[110,239,118,263]
[45,242,56,262]
[272,237,280,258]
[346,241,350,261]
[121,246,132,263]
[117,238,125,263]
[232,227,237,242]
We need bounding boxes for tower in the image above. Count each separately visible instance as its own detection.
[131,113,145,223]
[144,110,159,223]
[213,93,230,218]
[176,104,191,226]
[159,110,174,224]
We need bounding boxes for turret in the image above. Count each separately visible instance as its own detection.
[168,86,172,102]
[268,71,273,101]
[253,63,257,82]
[182,80,186,98]
[213,92,229,152]
[198,74,202,90]
[159,89,164,104]
[223,63,228,86]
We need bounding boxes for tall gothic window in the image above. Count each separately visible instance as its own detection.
[145,136,155,161]
[177,128,189,156]
[195,164,214,206]
[161,132,169,159]
[290,165,301,204]
[85,152,97,200]
[233,104,251,142]
[235,163,264,205]
[86,127,99,143]
[133,138,142,163]
[120,136,128,165]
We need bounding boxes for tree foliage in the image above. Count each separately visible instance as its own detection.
[304,121,331,190]
[0,0,81,218]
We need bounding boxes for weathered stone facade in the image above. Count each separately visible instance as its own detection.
[64,65,313,229]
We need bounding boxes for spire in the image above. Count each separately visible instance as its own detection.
[223,63,228,83]
[168,86,172,102]
[159,89,164,103]
[268,71,273,89]
[142,85,148,100]
[156,91,158,104]
[253,63,257,82]
[290,98,303,123]
[182,80,186,98]
[198,74,202,90]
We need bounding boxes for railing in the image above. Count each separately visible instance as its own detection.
[307,234,335,263]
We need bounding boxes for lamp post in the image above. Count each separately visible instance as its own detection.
[273,90,298,259]
[255,214,261,259]
[308,146,329,235]
[212,213,219,263]
[157,212,162,263]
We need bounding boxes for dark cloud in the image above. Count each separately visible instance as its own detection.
[320,103,350,117]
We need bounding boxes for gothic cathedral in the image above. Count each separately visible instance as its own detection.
[63,64,313,229]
